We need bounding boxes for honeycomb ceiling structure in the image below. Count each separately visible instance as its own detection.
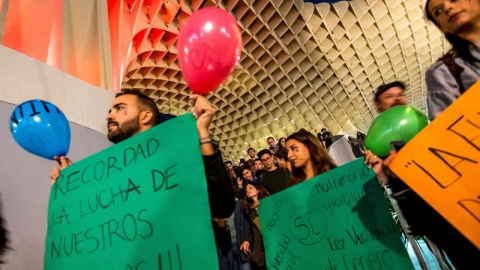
[120,0,448,162]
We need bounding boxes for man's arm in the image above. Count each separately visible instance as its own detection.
[190,94,235,218]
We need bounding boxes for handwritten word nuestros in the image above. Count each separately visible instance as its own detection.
[49,209,153,259]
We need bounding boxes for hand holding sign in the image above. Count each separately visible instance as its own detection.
[9,100,70,160]
[365,105,428,156]
[177,7,242,94]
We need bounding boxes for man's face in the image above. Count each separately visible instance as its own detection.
[248,149,255,158]
[375,86,407,113]
[254,160,264,170]
[260,153,274,170]
[267,138,276,148]
[428,0,480,34]
[106,95,141,143]
[226,163,233,171]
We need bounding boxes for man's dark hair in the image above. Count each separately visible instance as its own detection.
[257,149,272,159]
[116,89,161,125]
[239,158,246,164]
[224,160,233,166]
[254,158,262,164]
[374,81,405,102]
[267,137,274,141]
[321,128,327,132]
[247,147,255,152]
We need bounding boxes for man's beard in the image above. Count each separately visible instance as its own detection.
[107,116,140,143]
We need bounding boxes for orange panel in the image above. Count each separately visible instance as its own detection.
[108,0,145,91]
[2,0,62,67]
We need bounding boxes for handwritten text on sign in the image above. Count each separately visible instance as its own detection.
[258,159,414,270]
[390,81,480,249]
[44,114,218,270]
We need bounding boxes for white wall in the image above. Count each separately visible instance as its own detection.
[0,45,115,134]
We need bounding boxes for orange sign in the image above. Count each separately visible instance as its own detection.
[390,81,480,249]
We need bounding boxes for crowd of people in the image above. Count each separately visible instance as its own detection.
[42,0,479,269]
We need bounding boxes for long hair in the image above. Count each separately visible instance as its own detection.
[425,0,479,63]
[238,165,252,182]
[277,137,286,151]
[242,182,270,214]
[286,130,336,185]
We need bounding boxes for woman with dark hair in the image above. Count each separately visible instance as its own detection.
[238,165,257,183]
[277,137,286,151]
[273,148,292,172]
[286,130,336,186]
[235,165,256,200]
[425,0,480,120]
[239,182,270,270]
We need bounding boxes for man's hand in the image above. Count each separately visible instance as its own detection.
[190,94,216,138]
[49,156,73,184]
[364,150,383,175]
[364,150,395,186]
[190,93,216,155]
[240,241,250,254]
[237,177,243,188]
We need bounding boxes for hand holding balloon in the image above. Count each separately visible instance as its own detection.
[9,100,71,160]
[177,7,242,94]
[50,156,73,184]
[365,105,428,156]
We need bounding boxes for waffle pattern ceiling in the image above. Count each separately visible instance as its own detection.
[121,0,448,162]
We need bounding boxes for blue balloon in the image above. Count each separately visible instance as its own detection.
[9,100,70,160]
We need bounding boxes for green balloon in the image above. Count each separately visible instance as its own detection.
[365,105,428,156]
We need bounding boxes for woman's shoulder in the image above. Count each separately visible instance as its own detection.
[426,51,457,77]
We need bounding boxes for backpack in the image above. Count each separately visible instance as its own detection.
[440,51,466,94]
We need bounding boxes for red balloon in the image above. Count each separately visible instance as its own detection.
[177,7,242,94]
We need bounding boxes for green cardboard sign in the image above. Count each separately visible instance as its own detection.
[258,159,414,270]
[44,114,218,270]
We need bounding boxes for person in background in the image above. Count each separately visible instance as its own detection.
[225,160,237,181]
[348,136,364,158]
[246,148,257,174]
[374,81,408,113]
[277,137,286,151]
[286,130,337,186]
[273,148,292,172]
[266,137,279,154]
[239,182,269,270]
[231,198,252,270]
[318,128,333,148]
[256,149,290,194]
[235,165,257,200]
[356,131,367,150]
[239,166,257,184]
[425,0,480,120]
[253,159,264,178]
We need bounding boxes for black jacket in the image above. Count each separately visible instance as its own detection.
[202,145,235,218]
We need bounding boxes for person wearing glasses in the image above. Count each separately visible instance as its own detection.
[256,149,291,195]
